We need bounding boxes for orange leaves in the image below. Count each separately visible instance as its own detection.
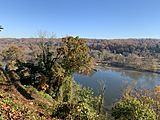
[155,86,160,93]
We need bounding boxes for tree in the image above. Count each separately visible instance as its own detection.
[0,45,25,63]
[19,36,93,102]
[48,36,93,101]
[59,36,93,75]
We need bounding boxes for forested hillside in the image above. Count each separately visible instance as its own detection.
[1,38,160,73]
[0,37,160,119]
[1,38,160,57]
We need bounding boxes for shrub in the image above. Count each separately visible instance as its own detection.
[52,84,106,120]
[52,102,103,120]
[38,91,53,101]
[112,95,157,120]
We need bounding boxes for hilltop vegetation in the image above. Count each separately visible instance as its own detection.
[1,38,160,72]
[0,36,160,119]
[1,38,160,56]
[0,36,106,120]
[88,39,160,73]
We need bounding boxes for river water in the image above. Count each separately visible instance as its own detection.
[74,67,160,108]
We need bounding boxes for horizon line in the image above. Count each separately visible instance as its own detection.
[0,37,160,40]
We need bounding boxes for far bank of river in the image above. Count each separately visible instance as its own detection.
[74,66,160,109]
[97,62,160,74]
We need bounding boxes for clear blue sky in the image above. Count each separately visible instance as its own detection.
[0,0,160,38]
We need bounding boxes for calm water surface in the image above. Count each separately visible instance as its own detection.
[74,67,160,108]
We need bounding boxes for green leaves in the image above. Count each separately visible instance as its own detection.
[112,95,157,120]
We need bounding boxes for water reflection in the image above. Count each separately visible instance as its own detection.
[74,67,160,108]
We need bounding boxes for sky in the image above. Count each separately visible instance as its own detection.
[0,0,160,38]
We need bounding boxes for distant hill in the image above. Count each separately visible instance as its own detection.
[1,38,160,56]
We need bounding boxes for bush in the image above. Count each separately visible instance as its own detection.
[52,102,104,120]
[38,91,53,101]
[52,84,106,120]
[73,85,99,109]
[112,95,157,120]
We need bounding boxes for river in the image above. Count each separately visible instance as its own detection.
[73,67,160,108]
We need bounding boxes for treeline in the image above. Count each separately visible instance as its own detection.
[88,39,160,58]
[1,38,160,72]
[1,38,160,57]
[88,39,160,73]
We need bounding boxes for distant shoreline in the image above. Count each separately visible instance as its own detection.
[95,63,160,74]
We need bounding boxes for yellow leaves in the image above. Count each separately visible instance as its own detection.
[60,36,93,74]
[6,61,18,71]
[35,73,49,91]
[20,68,30,77]
[52,65,65,80]
[40,84,49,91]
[155,86,160,93]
